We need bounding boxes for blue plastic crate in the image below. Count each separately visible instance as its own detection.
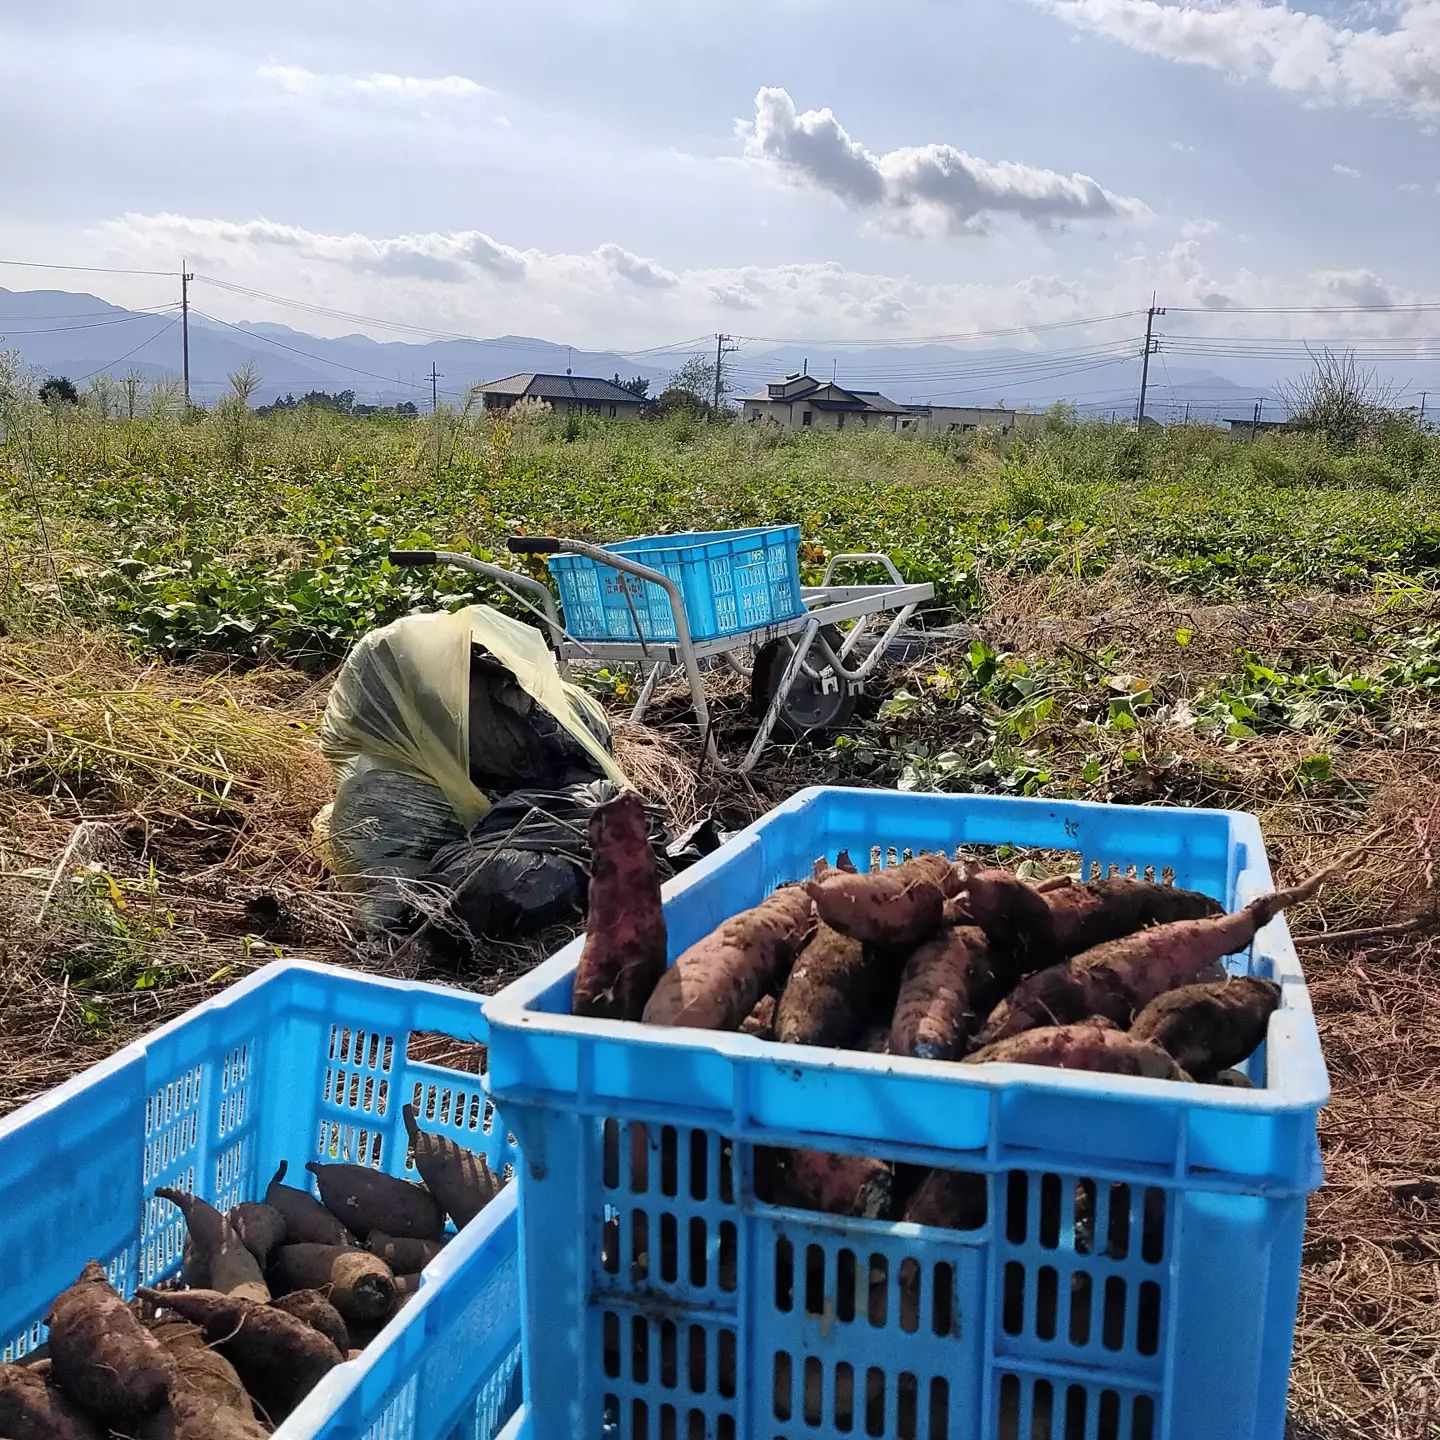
[0,960,522,1440]
[548,526,805,643]
[484,788,1328,1440]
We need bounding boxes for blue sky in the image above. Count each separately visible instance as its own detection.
[0,0,1437,356]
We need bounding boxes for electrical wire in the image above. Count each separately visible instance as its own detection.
[72,318,179,382]
[0,308,180,337]
[190,308,457,395]
[730,309,1145,347]
[0,258,177,277]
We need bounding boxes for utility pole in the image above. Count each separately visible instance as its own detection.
[181,261,193,405]
[713,333,738,413]
[1136,296,1164,425]
[429,362,443,414]
[1420,391,1429,429]
[1183,402,1190,425]
[1250,399,1262,441]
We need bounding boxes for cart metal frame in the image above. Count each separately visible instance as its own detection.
[389,540,932,772]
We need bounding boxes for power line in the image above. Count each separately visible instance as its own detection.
[0,303,178,323]
[730,309,1145,348]
[1168,299,1440,315]
[0,308,179,337]
[72,318,180,382]
[0,258,177,278]
[190,308,451,394]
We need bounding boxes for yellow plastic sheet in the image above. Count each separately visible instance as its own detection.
[321,604,626,828]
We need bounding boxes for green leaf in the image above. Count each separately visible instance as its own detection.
[1174,627,1193,647]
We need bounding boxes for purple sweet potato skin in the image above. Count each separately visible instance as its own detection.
[306,1161,444,1241]
[272,1243,398,1323]
[959,871,1057,973]
[154,1189,269,1302]
[47,1260,176,1420]
[572,792,667,1020]
[805,852,959,948]
[642,886,815,1030]
[1129,976,1281,1079]
[228,1202,287,1268]
[136,1287,342,1424]
[271,1289,351,1353]
[1042,876,1223,954]
[402,1103,501,1229]
[965,1023,1188,1080]
[139,1388,270,1440]
[265,1161,352,1246]
[774,921,885,1047]
[739,993,777,1038]
[0,1363,107,1440]
[902,1169,989,1230]
[889,925,993,1060]
[756,1147,892,1219]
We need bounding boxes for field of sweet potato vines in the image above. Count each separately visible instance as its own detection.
[1,395,1438,1436]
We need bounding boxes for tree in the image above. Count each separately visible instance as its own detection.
[667,354,730,412]
[122,368,145,420]
[227,362,261,405]
[38,375,78,407]
[1279,347,1398,448]
[613,373,650,399]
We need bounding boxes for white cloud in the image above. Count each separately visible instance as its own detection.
[737,86,1149,233]
[84,210,1440,358]
[1181,217,1221,236]
[1398,180,1422,191]
[1333,162,1363,176]
[1037,0,1440,120]
[258,62,487,105]
[1168,139,1195,152]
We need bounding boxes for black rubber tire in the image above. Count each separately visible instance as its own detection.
[749,626,860,738]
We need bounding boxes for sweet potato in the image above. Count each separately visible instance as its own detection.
[1209,1068,1256,1088]
[805,851,960,948]
[902,1167,988,1231]
[265,1161,353,1246]
[974,858,1344,1046]
[756,1147,892,1218]
[270,1289,351,1352]
[47,1260,175,1420]
[272,1243,397,1323]
[571,791,667,1020]
[367,1229,446,1273]
[139,1388,270,1440]
[1129,976,1281,1079]
[774,920,885,1047]
[394,1272,422,1306]
[136,1287,342,1424]
[228,1202,287,1267]
[149,1324,253,1416]
[641,885,815,1029]
[1042,876,1223,954]
[965,1022,1188,1080]
[155,1189,270,1302]
[0,1363,107,1440]
[955,869,1058,971]
[306,1160,444,1241]
[889,925,993,1060]
[402,1103,502,1229]
[739,993,777,1038]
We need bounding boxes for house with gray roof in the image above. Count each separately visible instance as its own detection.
[473,373,646,421]
[740,374,920,433]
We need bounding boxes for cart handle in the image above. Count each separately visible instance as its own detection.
[506,537,563,555]
[384,548,565,642]
[820,551,905,586]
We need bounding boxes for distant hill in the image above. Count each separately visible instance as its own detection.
[1,285,1269,418]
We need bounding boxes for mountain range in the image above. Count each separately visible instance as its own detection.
[1,286,1268,420]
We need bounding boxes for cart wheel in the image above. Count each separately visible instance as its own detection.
[750,626,859,737]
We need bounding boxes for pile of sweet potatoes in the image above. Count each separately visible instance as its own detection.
[571,794,1340,1222]
[0,1106,504,1438]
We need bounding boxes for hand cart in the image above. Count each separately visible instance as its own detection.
[388,536,932,773]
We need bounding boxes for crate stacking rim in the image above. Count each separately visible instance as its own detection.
[548,526,805,644]
[484,788,1328,1440]
[0,960,523,1440]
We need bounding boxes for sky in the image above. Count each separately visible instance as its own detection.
[1,0,1439,382]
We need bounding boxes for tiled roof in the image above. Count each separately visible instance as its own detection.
[476,373,646,403]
